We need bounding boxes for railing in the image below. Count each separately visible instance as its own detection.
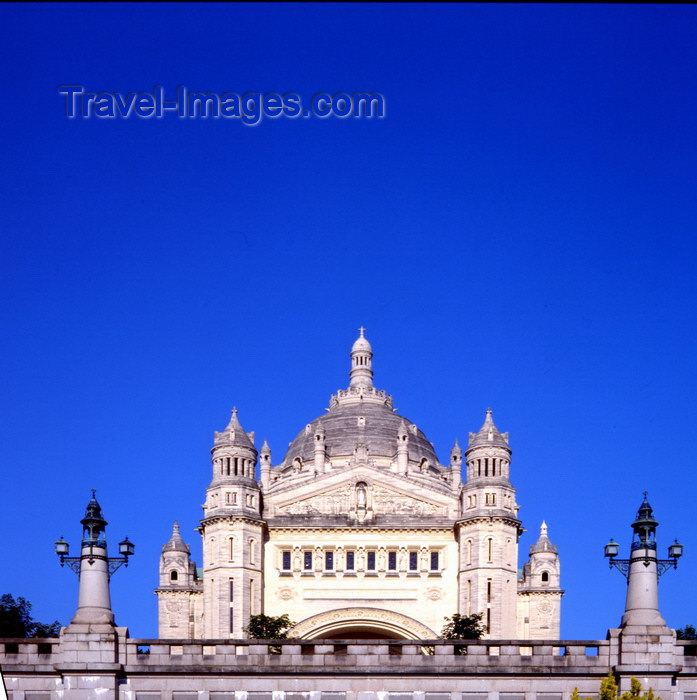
[122,639,613,671]
[4,637,694,671]
[0,638,60,669]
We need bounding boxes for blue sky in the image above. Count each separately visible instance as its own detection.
[1,4,696,640]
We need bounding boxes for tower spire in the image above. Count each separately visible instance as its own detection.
[349,327,374,389]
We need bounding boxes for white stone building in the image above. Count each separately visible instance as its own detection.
[155,331,562,640]
[3,402,689,700]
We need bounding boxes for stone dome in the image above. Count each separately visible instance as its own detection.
[279,330,441,471]
[281,399,440,468]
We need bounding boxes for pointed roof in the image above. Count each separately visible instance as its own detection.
[530,520,558,554]
[81,489,107,529]
[162,521,189,553]
[397,418,409,438]
[451,438,462,455]
[214,407,255,449]
[467,408,510,449]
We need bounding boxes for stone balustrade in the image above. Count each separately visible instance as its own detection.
[0,637,627,673]
[4,636,697,700]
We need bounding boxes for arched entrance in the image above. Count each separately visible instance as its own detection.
[290,607,436,640]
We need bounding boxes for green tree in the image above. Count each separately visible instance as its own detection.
[574,673,658,700]
[677,624,697,640]
[244,614,295,639]
[0,594,61,638]
[440,613,485,640]
[619,677,656,700]
[600,672,619,700]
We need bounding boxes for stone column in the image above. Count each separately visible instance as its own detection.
[620,545,666,629]
[70,539,114,626]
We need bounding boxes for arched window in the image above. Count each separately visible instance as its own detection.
[229,537,235,561]
[250,538,256,565]
[170,570,178,581]
[541,571,549,583]
[487,538,494,563]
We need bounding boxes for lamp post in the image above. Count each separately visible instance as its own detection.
[604,492,682,628]
[55,490,135,626]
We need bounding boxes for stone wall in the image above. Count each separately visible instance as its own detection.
[3,634,697,700]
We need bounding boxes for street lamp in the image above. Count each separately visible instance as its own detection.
[55,490,135,576]
[604,493,683,579]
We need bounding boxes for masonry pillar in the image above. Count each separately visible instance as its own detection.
[70,491,115,627]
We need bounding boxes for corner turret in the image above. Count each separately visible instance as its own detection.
[517,521,563,638]
[156,521,203,638]
[207,407,261,518]
[456,409,521,638]
[199,407,265,638]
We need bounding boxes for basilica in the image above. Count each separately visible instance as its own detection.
[155,330,563,640]
[7,333,691,700]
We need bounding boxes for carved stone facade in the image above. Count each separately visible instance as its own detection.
[156,331,562,640]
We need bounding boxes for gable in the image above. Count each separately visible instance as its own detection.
[266,466,457,519]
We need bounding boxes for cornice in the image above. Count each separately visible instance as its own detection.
[199,514,267,531]
[267,524,456,537]
[456,514,521,528]
[155,587,202,595]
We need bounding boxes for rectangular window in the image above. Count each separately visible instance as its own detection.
[367,551,376,570]
[304,551,313,570]
[430,551,439,570]
[282,551,291,570]
[325,551,334,570]
[229,579,234,602]
[409,551,418,571]
[346,551,355,570]
[388,551,397,570]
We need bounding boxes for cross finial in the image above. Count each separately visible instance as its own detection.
[643,490,648,498]
[358,326,366,337]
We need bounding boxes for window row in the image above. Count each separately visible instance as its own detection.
[214,456,255,478]
[467,456,508,478]
[463,492,514,510]
[207,491,257,509]
[280,547,441,573]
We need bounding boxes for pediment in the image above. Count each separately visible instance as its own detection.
[266,465,456,518]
